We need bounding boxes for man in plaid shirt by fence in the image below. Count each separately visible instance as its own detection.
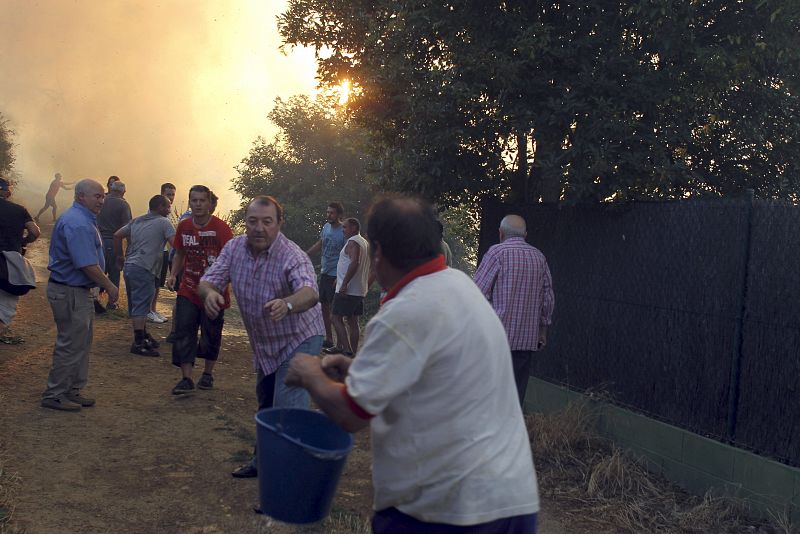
[474,214,554,406]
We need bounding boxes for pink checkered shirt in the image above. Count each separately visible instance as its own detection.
[201,233,324,375]
[474,237,554,351]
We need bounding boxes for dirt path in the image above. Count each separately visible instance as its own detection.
[0,231,565,534]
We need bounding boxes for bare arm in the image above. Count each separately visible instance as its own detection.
[286,353,370,433]
[81,265,118,304]
[305,239,322,257]
[199,280,225,319]
[264,286,319,321]
[338,241,360,293]
[113,231,126,270]
[166,249,185,291]
[23,221,40,244]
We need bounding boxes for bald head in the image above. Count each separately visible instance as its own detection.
[366,196,441,271]
[499,214,527,241]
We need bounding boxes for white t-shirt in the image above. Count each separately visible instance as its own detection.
[346,268,539,525]
[335,234,370,297]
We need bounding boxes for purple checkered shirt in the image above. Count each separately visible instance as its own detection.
[474,237,554,351]
[201,233,324,375]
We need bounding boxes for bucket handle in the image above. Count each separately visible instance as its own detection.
[262,422,350,461]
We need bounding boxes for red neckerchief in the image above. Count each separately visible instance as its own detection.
[380,255,447,305]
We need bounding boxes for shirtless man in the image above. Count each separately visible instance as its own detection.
[35,173,75,223]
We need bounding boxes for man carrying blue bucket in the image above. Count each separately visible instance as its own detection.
[198,195,324,480]
[287,196,540,533]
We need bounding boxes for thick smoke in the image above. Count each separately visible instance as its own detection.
[0,0,315,215]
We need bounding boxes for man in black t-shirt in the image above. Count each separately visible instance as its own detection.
[0,177,40,336]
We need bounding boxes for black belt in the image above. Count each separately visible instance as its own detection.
[49,279,93,289]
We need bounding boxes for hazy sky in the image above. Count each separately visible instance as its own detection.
[0,0,317,215]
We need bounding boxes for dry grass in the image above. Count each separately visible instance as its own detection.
[0,390,21,534]
[0,446,22,534]
[527,399,797,533]
[319,509,371,534]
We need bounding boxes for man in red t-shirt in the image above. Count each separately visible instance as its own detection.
[167,185,233,395]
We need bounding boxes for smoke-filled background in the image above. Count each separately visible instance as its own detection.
[0,0,316,215]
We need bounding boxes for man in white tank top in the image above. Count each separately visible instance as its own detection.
[325,217,370,356]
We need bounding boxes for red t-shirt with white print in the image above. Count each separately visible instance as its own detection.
[173,215,233,309]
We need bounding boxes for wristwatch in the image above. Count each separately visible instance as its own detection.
[285,300,294,314]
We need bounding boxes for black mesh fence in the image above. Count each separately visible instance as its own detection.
[480,195,800,466]
[736,201,800,465]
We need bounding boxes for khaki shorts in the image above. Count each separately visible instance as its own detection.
[0,288,20,326]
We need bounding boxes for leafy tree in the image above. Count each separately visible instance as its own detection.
[0,113,14,177]
[279,1,800,204]
[233,94,480,272]
[232,95,376,251]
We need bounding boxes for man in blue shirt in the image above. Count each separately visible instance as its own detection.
[305,201,344,349]
[41,179,119,411]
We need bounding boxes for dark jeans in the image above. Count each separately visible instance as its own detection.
[372,508,537,534]
[102,237,121,289]
[171,296,224,367]
[511,350,534,407]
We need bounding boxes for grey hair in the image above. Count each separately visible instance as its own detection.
[500,215,527,238]
[74,179,102,198]
[110,180,126,192]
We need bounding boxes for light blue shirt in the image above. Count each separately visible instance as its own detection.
[320,222,344,276]
[48,202,105,287]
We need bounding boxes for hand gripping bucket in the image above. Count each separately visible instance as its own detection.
[255,408,354,523]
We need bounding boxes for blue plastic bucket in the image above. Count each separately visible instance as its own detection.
[255,408,354,524]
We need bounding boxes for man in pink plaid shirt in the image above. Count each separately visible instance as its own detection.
[474,214,554,406]
[198,195,324,480]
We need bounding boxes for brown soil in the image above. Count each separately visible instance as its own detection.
[0,229,567,534]
[0,230,376,534]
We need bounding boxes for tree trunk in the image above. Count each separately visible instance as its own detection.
[509,129,528,203]
[531,129,563,203]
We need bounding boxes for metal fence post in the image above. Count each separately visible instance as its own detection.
[727,189,754,441]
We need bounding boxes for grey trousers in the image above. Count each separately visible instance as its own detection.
[42,281,94,400]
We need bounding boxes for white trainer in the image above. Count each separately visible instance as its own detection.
[147,311,167,323]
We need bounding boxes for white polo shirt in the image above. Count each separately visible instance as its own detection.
[346,267,539,525]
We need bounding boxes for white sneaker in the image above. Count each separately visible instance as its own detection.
[147,311,167,324]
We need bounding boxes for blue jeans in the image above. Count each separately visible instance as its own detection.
[249,335,323,468]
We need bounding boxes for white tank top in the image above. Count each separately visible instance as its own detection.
[335,234,370,296]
